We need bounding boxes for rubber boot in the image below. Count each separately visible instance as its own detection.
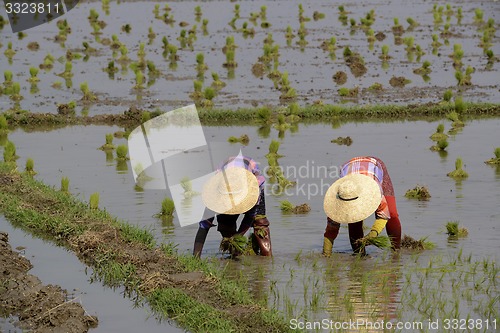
[322,237,334,257]
[253,217,272,256]
[193,227,209,258]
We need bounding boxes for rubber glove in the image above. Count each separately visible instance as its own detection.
[322,237,334,257]
[368,218,388,237]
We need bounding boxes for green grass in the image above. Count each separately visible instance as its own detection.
[147,288,237,332]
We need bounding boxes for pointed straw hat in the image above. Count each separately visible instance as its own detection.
[202,167,259,214]
[323,173,382,223]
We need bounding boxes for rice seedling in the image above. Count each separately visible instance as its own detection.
[116,144,129,161]
[8,82,22,101]
[211,72,226,90]
[452,43,464,68]
[406,17,419,29]
[401,235,435,250]
[445,221,468,237]
[392,18,404,36]
[156,197,175,217]
[430,139,448,152]
[280,200,311,214]
[413,60,432,75]
[89,192,99,210]
[147,26,157,42]
[454,96,465,113]
[338,86,359,97]
[99,133,116,151]
[27,67,40,83]
[474,8,484,23]
[447,157,468,179]
[0,115,8,135]
[331,136,353,146]
[196,53,208,73]
[273,114,291,131]
[24,158,36,176]
[404,185,431,200]
[220,234,247,257]
[4,42,16,58]
[133,70,144,90]
[430,123,448,141]
[357,235,391,251]
[80,81,98,102]
[3,141,18,163]
[3,70,13,87]
[227,134,249,145]
[484,147,500,164]
[201,87,217,108]
[60,176,70,193]
[313,11,325,21]
[443,89,453,102]
[379,45,391,61]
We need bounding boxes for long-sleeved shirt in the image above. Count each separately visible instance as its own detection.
[340,156,391,220]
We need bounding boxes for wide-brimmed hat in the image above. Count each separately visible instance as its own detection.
[323,173,382,223]
[202,167,259,214]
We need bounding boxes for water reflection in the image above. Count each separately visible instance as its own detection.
[324,254,401,331]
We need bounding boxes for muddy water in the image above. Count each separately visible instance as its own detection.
[3,119,499,330]
[0,0,498,113]
[0,216,184,333]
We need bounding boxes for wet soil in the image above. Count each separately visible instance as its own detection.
[0,231,98,332]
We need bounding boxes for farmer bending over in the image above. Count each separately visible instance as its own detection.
[193,155,272,257]
[322,156,402,256]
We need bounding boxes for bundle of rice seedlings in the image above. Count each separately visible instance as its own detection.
[445,221,468,237]
[219,234,248,256]
[447,157,468,179]
[293,203,311,214]
[227,134,249,145]
[280,200,295,212]
[404,185,431,200]
[484,147,500,165]
[429,124,448,141]
[266,140,283,158]
[357,235,391,251]
[401,235,435,250]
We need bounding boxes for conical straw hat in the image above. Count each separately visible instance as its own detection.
[202,167,259,214]
[323,173,382,223]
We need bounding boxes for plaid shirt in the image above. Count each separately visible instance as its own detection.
[340,157,390,220]
[219,156,265,187]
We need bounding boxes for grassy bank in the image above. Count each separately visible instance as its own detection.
[2,102,499,131]
[0,162,296,333]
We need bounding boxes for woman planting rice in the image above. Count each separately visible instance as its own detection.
[193,155,272,257]
[322,156,402,256]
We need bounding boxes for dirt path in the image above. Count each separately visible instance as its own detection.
[0,231,98,333]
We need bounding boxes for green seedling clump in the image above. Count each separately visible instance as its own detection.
[280,200,311,214]
[219,234,247,256]
[430,124,448,141]
[227,134,249,145]
[89,192,100,210]
[430,139,448,151]
[157,197,175,217]
[0,115,8,134]
[357,235,391,251]
[484,147,500,164]
[99,133,116,150]
[401,235,435,250]
[60,176,70,193]
[404,185,431,200]
[3,141,18,163]
[445,221,468,237]
[447,157,468,179]
[116,145,129,160]
[24,158,36,176]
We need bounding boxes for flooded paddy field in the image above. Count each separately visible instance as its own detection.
[0,0,499,113]
[3,117,499,332]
